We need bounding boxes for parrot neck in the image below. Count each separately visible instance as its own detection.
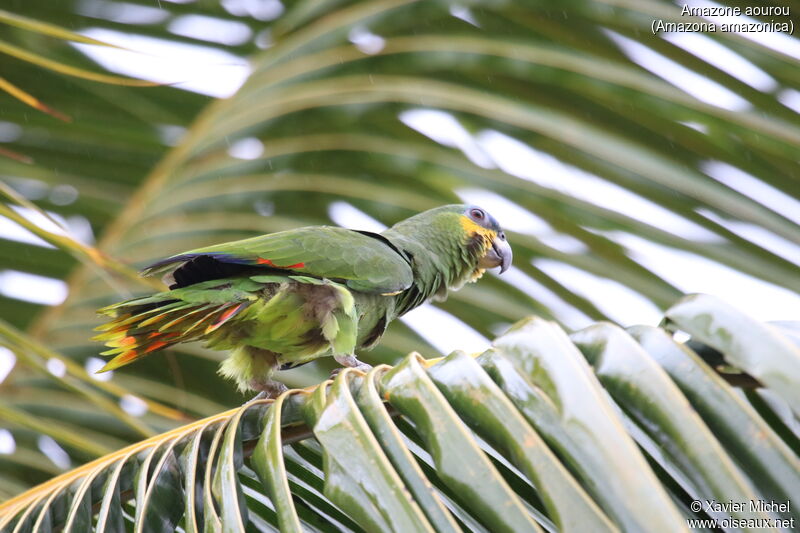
[381,226,485,317]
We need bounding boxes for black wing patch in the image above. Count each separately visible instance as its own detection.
[169,256,255,289]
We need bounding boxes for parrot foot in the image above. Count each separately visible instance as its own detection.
[330,354,372,378]
[246,380,288,403]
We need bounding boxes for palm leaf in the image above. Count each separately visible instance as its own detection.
[1,297,798,530]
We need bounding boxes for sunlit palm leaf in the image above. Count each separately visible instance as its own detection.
[1,297,798,530]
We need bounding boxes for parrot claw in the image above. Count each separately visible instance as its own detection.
[247,391,270,403]
[245,380,288,404]
[331,354,372,378]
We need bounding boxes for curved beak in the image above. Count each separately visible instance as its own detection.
[478,233,512,273]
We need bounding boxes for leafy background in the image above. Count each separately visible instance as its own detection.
[0,0,799,499]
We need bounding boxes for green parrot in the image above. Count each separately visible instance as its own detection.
[93,204,512,398]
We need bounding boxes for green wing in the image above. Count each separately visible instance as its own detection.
[141,226,413,294]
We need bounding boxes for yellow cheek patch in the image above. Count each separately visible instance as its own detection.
[459,216,497,245]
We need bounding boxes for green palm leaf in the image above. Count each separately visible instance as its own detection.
[1,299,798,530]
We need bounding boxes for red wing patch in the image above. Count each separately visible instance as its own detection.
[256,258,305,269]
[118,350,138,363]
[205,303,247,334]
[145,341,168,353]
[98,349,139,372]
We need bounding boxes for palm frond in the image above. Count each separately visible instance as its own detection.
[1,296,798,530]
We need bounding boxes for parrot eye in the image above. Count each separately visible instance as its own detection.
[469,208,485,221]
[499,231,506,240]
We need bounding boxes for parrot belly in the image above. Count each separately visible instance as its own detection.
[211,275,360,391]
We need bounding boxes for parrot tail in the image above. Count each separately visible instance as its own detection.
[92,296,247,373]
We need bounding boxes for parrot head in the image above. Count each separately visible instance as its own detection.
[459,204,512,275]
[384,204,513,296]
